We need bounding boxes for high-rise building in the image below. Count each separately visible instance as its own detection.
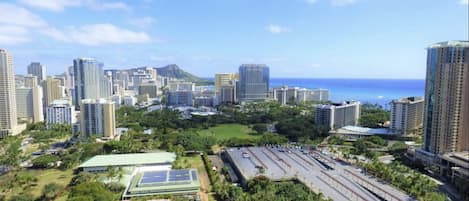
[66,66,74,90]
[311,89,330,102]
[390,97,424,135]
[295,88,330,103]
[194,96,214,107]
[80,99,116,139]
[138,83,159,98]
[0,49,18,133]
[423,41,469,154]
[214,73,238,93]
[24,74,38,88]
[44,78,65,107]
[27,62,46,83]
[168,81,195,92]
[273,86,298,105]
[73,58,112,109]
[238,64,269,102]
[315,101,360,130]
[167,91,193,106]
[16,85,43,123]
[218,84,237,104]
[46,99,76,129]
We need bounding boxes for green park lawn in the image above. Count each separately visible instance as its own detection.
[29,169,73,198]
[1,169,73,200]
[198,124,261,140]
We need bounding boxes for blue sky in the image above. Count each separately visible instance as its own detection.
[1,0,467,78]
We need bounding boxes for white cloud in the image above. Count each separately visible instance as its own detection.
[91,2,128,10]
[0,3,47,27]
[460,0,469,5]
[0,25,30,45]
[128,17,156,28]
[306,0,318,4]
[330,0,357,7]
[0,3,47,45]
[0,3,150,46]
[19,0,129,12]
[266,24,291,34]
[65,24,151,46]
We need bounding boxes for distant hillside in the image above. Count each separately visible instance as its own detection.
[154,64,212,85]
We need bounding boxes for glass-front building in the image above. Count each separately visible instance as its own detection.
[238,64,269,102]
[73,58,112,109]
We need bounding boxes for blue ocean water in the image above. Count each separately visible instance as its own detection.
[270,78,425,107]
[203,78,425,107]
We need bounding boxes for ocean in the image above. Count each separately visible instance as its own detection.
[203,78,426,108]
[270,78,425,107]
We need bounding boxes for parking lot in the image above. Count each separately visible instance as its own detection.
[225,146,413,201]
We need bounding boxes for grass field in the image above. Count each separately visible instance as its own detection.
[30,169,73,197]
[198,124,261,140]
[1,169,73,200]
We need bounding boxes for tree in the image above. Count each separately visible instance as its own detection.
[106,166,117,183]
[116,167,124,183]
[0,137,22,170]
[257,133,288,145]
[68,182,114,201]
[40,183,63,200]
[252,124,267,135]
[359,103,390,128]
[32,154,60,168]
[8,194,35,201]
[69,172,98,187]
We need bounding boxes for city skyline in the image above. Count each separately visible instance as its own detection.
[0,0,467,79]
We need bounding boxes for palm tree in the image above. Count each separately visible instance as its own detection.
[116,167,124,183]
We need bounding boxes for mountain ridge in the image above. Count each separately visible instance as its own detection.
[154,64,211,85]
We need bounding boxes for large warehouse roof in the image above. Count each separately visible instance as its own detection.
[79,152,176,168]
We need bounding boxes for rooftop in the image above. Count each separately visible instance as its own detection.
[392,96,424,103]
[79,152,176,168]
[336,126,392,135]
[123,169,200,198]
[428,40,469,49]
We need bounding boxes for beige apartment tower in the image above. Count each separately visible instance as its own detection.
[423,41,469,154]
[0,49,18,133]
[80,99,116,139]
[44,78,64,107]
[390,97,424,135]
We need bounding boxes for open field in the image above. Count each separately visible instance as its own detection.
[198,124,261,140]
[1,169,73,200]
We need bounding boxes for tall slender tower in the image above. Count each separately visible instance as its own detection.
[0,49,18,132]
[423,41,469,154]
[73,58,111,109]
[27,62,46,84]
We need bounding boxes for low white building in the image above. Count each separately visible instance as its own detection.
[331,126,394,139]
[123,96,137,106]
